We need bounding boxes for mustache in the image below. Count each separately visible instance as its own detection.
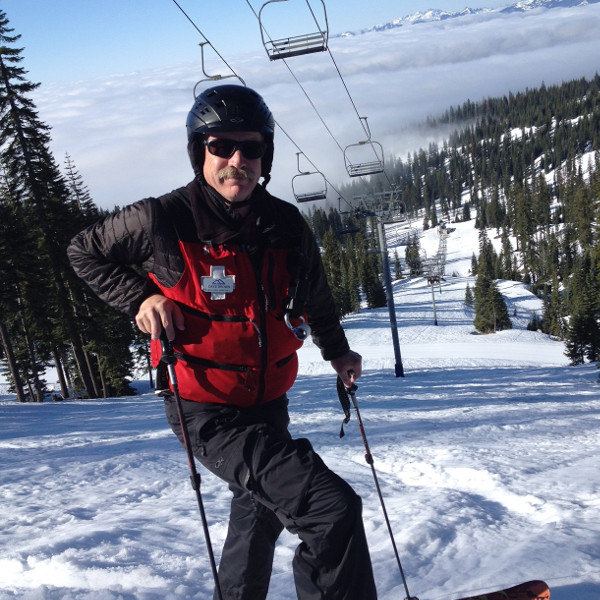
[217,166,257,180]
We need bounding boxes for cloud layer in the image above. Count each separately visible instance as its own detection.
[34,4,600,210]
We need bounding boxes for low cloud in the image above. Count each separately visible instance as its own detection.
[35,4,600,209]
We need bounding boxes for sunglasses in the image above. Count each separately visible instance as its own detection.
[203,138,267,160]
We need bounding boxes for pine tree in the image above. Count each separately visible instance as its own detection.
[474,273,512,333]
[405,235,422,276]
[63,152,101,219]
[470,252,478,275]
[540,270,565,339]
[473,271,495,332]
[344,231,362,313]
[499,226,513,279]
[362,253,386,309]
[0,163,39,400]
[465,282,474,307]
[393,249,403,280]
[489,283,512,331]
[0,12,133,398]
[570,182,594,248]
[564,311,594,365]
[564,257,600,364]
[321,229,347,317]
[473,230,511,333]
[0,12,100,397]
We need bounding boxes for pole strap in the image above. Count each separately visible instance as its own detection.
[335,376,352,437]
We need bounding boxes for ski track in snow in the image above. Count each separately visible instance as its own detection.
[1,219,600,600]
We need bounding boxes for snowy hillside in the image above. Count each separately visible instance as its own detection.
[1,219,599,600]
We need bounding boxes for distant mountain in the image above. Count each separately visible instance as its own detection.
[336,0,600,38]
[502,0,600,12]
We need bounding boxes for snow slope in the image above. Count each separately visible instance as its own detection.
[1,220,599,600]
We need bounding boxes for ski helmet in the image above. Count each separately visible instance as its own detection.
[187,84,275,186]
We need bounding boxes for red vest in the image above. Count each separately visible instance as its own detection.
[151,240,305,406]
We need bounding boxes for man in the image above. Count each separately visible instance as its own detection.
[68,84,378,600]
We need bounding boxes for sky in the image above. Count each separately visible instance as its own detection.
[1,1,600,209]
[1,218,599,600]
[3,1,511,83]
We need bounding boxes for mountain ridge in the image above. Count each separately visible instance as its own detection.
[336,0,600,38]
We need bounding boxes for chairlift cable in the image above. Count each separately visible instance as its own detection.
[304,0,323,30]
[276,121,354,210]
[275,66,345,154]
[246,0,392,187]
[322,39,392,182]
[325,47,362,132]
[171,0,241,82]
[170,0,355,210]
[246,0,353,153]
[244,0,345,154]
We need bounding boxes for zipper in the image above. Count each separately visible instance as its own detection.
[254,251,272,404]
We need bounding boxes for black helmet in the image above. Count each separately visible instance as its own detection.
[187,84,275,186]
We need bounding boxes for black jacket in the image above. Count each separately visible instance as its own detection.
[67,180,350,361]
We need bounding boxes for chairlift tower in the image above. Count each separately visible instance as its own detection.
[426,275,440,326]
[435,223,449,276]
[354,190,405,378]
[424,225,449,325]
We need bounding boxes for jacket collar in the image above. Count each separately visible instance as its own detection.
[188,178,277,246]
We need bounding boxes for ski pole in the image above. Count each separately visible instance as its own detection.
[160,334,223,600]
[337,376,418,600]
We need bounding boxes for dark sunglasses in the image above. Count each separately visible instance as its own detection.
[203,138,267,160]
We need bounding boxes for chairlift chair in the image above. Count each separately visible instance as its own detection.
[376,190,407,223]
[392,200,408,222]
[193,42,245,98]
[336,224,360,236]
[344,117,385,177]
[259,0,329,61]
[292,152,327,202]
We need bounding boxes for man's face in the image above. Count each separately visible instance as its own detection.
[202,131,264,203]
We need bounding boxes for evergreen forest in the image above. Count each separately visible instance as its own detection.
[0,10,599,400]
[310,74,600,367]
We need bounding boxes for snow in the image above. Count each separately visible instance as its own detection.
[1,219,599,600]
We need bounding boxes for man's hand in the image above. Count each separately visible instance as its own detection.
[135,294,185,341]
[330,350,362,388]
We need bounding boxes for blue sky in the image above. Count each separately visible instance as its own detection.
[4,1,510,83]
[2,1,599,210]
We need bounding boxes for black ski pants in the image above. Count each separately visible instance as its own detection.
[164,395,378,600]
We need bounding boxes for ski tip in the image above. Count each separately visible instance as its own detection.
[452,579,550,600]
[527,580,551,598]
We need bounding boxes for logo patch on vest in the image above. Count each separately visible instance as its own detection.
[201,265,235,300]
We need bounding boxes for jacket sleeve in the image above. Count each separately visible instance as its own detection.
[301,220,351,361]
[67,199,161,317]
